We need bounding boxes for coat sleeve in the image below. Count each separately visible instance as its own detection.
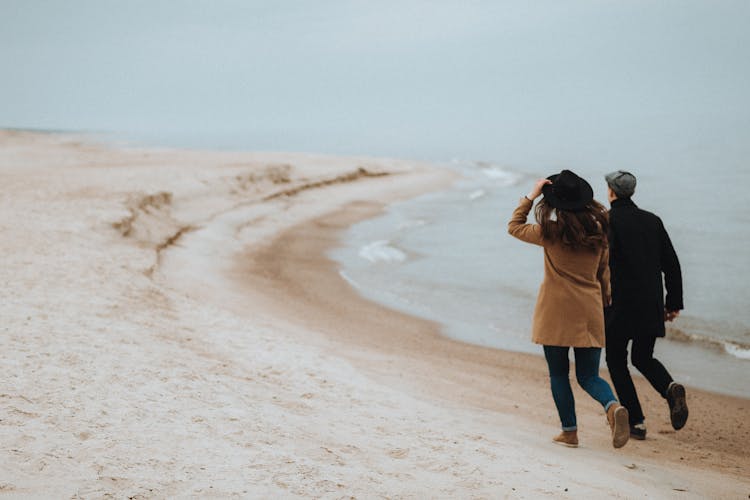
[659,219,683,311]
[597,245,611,307]
[507,197,544,246]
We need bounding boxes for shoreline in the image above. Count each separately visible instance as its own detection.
[2,130,748,496]
[234,199,750,479]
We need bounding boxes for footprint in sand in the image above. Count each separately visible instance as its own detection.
[388,448,410,459]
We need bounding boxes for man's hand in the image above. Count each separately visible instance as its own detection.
[664,309,680,322]
[527,178,552,200]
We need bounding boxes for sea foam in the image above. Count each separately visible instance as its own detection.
[358,240,407,263]
[667,327,750,361]
[397,219,427,230]
[724,342,750,360]
[468,189,486,200]
[481,167,523,187]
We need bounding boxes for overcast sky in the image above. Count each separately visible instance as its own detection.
[1,0,748,165]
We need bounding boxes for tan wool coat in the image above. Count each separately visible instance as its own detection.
[508,197,611,348]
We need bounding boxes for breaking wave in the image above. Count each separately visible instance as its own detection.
[666,328,750,360]
[477,164,524,187]
[358,240,407,263]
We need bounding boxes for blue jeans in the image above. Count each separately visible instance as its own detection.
[543,346,619,431]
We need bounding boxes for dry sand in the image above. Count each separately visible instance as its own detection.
[1,130,748,498]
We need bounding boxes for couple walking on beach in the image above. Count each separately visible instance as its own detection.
[508,169,688,448]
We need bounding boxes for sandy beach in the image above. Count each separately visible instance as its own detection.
[1,130,748,498]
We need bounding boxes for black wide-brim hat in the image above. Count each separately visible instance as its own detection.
[541,169,594,212]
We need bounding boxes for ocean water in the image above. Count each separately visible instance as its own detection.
[330,161,750,398]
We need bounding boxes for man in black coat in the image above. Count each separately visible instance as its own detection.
[604,170,688,440]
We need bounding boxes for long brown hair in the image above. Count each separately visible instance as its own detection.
[534,198,609,251]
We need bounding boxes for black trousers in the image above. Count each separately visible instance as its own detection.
[605,333,674,425]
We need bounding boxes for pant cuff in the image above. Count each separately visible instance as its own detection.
[562,425,577,432]
[604,400,618,411]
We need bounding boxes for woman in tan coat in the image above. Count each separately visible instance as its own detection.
[508,170,629,449]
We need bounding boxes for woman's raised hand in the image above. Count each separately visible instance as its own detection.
[527,178,552,201]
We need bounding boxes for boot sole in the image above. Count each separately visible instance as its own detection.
[669,384,688,430]
[612,406,630,449]
[553,440,579,448]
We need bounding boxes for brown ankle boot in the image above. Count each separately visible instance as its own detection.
[606,403,630,449]
[552,430,579,448]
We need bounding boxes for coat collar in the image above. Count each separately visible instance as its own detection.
[611,198,637,209]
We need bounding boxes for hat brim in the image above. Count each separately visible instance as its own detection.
[541,174,594,212]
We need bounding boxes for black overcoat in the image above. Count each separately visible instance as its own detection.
[605,198,683,338]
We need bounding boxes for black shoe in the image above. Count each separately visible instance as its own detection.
[630,423,647,440]
[666,383,688,430]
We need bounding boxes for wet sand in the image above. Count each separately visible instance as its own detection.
[237,201,750,478]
